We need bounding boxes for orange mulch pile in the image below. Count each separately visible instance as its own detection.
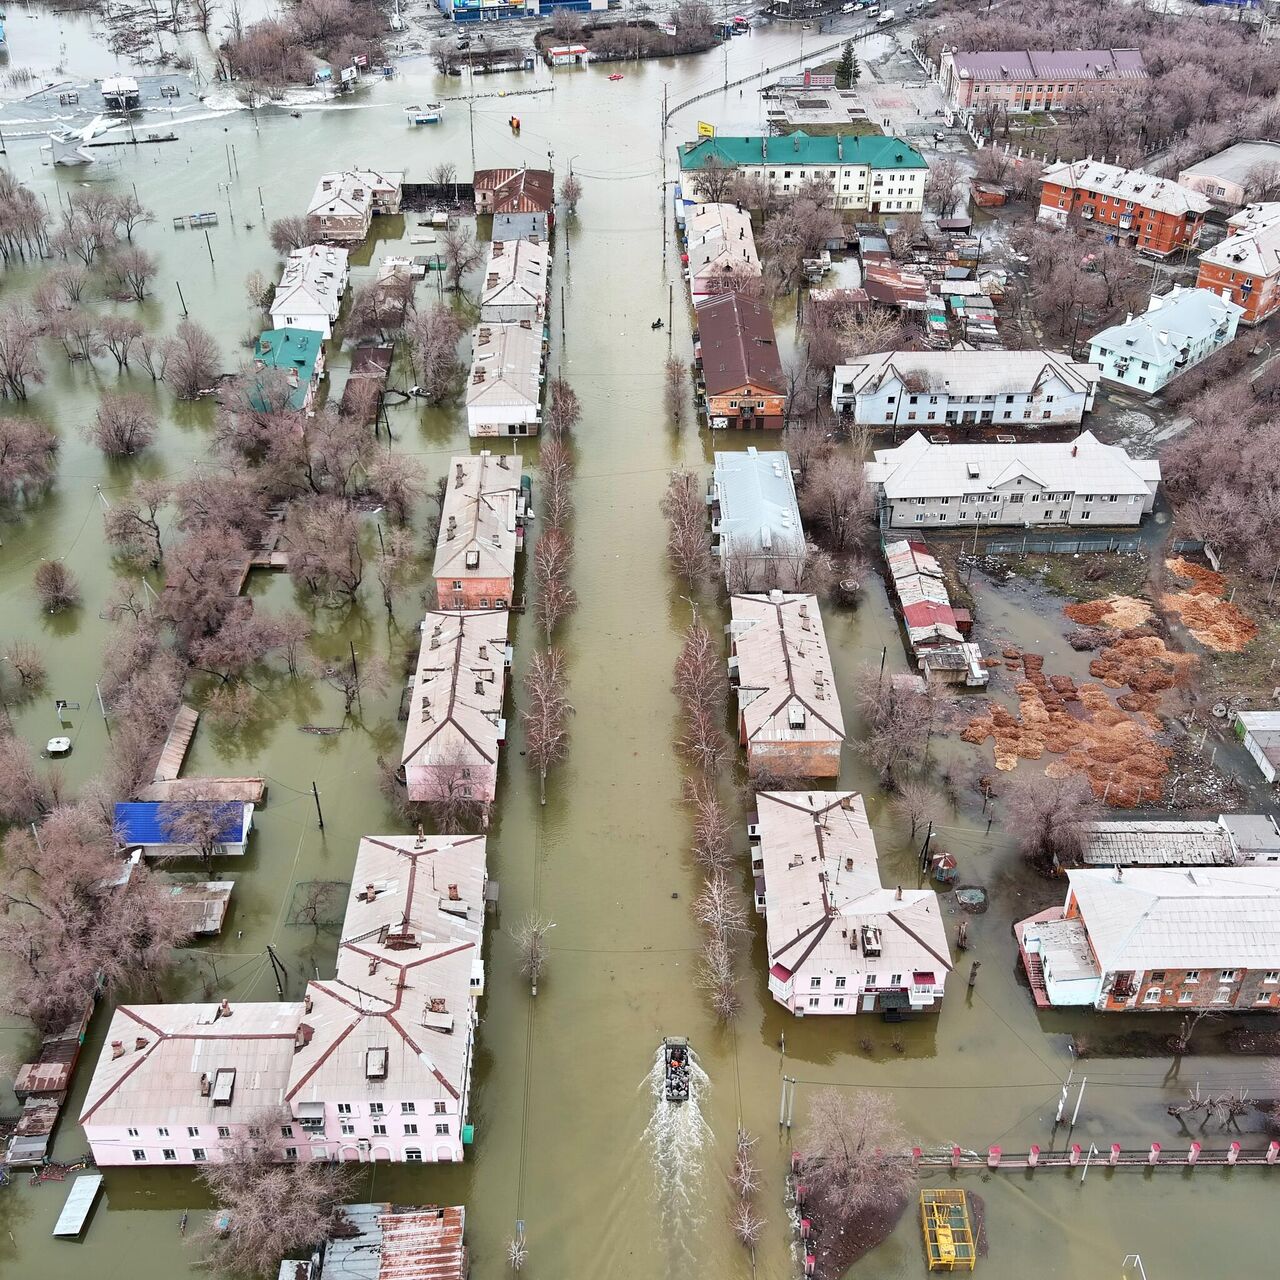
[961,641,1179,806]
[1160,558,1257,653]
[1063,594,1153,629]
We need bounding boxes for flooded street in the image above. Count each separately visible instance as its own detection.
[1,19,1278,1280]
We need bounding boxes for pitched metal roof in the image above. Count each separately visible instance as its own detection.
[948,48,1146,82]
[474,167,555,214]
[1088,287,1242,363]
[271,245,348,321]
[696,292,783,396]
[1198,200,1280,277]
[432,452,523,582]
[321,1204,467,1280]
[836,348,1099,398]
[712,448,805,563]
[679,132,928,171]
[1041,159,1211,217]
[114,801,249,846]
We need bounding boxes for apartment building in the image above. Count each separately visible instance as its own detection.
[1195,201,1280,324]
[709,449,805,590]
[432,451,527,608]
[940,48,1147,113]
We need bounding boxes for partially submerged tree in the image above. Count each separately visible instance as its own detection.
[514,913,556,995]
[0,415,58,499]
[560,172,583,214]
[661,467,712,587]
[442,226,483,293]
[533,527,577,642]
[33,560,81,613]
[853,666,935,787]
[522,647,572,804]
[163,319,222,400]
[104,477,169,567]
[85,390,158,457]
[1004,771,1099,869]
[405,303,463,403]
[268,215,312,255]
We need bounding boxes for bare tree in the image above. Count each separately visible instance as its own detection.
[523,647,572,804]
[367,453,426,527]
[539,438,575,530]
[101,314,144,370]
[690,156,739,204]
[693,872,749,938]
[104,477,168,567]
[890,780,946,840]
[163,319,222,399]
[853,665,934,787]
[197,1112,355,1277]
[290,879,344,933]
[730,1200,766,1249]
[418,744,485,833]
[405,303,463,402]
[560,172,583,214]
[0,415,58,497]
[664,356,688,426]
[442,226,483,293]
[924,156,965,216]
[107,245,159,301]
[800,453,873,551]
[312,649,388,718]
[373,526,415,616]
[111,192,155,241]
[33,560,81,612]
[0,737,55,825]
[730,1129,762,1200]
[514,913,556,995]
[661,468,712,587]
[285,497,364,605]
[1004,771,1099,869]
[698,933,740,1021]
[245,269,274,311]
[0,305,48,400]
[544,378,581,438]
[684,776,733,875]
[533,527,577,641]
[85,391,158,456]
[268,215,312,255]
[799,1089,914,1228]
[158,796,244,864]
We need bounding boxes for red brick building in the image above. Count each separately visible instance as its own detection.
[940,48,1147,114]
[1195,200,1280,325]
[1038,159,1209,258]
[694,293,787,429]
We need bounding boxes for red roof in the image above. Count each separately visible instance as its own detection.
[474,168,555,215]
[902,601,957,630]
[695,292,784,397]
[770,963,792,981]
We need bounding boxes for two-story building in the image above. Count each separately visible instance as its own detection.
[753,791,952,1017]
[473,168,555,232]
[832,349,1099,427]
[252,327,326,413]
[307,170,404,242]
[1016,867,1280,1012]
[710,448,806,590]
[728,592,843,778]
[1038,159,1209,257]
[678,132,929,214]
[80,833,489,1166]
[269,246,349,339]
[465,322,545,438]
[401,609,511,809]
[866,431,1160,530]
[432,451,527,609]
[939,48,1147,114]
[1195,201,1280,325]
[1088,286,1243,393]
[1177,140,1280,211]
[682,202,761,299]
[479,237,549,325]
[695,292,786,429]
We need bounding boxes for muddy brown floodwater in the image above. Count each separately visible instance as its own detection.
[1,21,1279,1280]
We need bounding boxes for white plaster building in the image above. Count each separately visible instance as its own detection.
[465,322,544,438]
[270,246,349,339]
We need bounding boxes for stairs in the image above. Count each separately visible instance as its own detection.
[1023,952,1049,1007]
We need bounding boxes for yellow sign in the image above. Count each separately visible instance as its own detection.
[697,120,716,138]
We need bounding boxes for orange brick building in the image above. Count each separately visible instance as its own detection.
[1195,200,1280,325]
[1038,159,1209,258]
[694,293,787,429]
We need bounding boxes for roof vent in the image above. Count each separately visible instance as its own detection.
[365,1047,389,1081]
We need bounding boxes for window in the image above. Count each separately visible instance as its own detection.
[1080,510,1091,520]
[1220,970,1238,983]
[1178,990,1193,1004]
[916,497,927,506]
[404,1124,418,1136]
[128,1127,139,1138]
[436,1122,450,1135]
[281,1125,294,1138]
[890,973,903,986]
[187,1126,200,1138]
[452,581,462,591]
[284,1147,298,1160]
[369,1103,384,1116]
[193,1148,207,1161]
[833,997,845,1010]
[914,513,925,524]
[133,1150,146,1162]
[810,976,821,989]
[1213,988,1231,1004]
[337,1103,353,1116]
[835,976,846,989]
[1184,970,1200,984]
[163,1149,177,1161]
[1256,992,1272,1004]
[1143,988,1161,1004]
[372,1123,387,1137]
[1265,972,1280,984]
[218,1126,231,1139]
[939,497,950,505]
[434,1100,448,1115]
[406,1148,423,1162]
[1008,493,1024,504]
[340,1122,355,1136]
[479,598,489,608]
[401,1102,416,1114]
[157,1127,170,1138]
[1150,971,1166,982]
[865,974,878,988]
[807,996,820,1008]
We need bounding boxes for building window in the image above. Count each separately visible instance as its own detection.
[340,1122,355,1136]
[807,997,820,1008]
[1178,990,1193,1003]
[281,1125,294,1138]
[810,976,821,989]
[187,1127,200,1138]
[163,1149,177,1161]
[133,1150,146,1162]
[128,1127,139,1138]
[284,1147,298,1160]
[835,976,846,989]
[337,1103,353,1116]
[406,1149,423,1162]
[434,1101,448,1115]
[1150,970,1166,982]
[1265,971,1280,984]
[436,1123,450,1136]
[401,1102,416,1114]
[369,1103,384,1116]
[1213,988,1232,1004]
[218,1126,231,1138]
[372,1124,387,1137]
[193,1149,207,1161]
[1080,510,1091,520]
[1220,970,1238,982]
[404,1124,418,1136]
[1143,988,1161,1004]
[914,513,925,524]
[1185,970,1200,984]
[833,997,845,1009]
[1256,992,1272,1004]
[158,1127,170,1138]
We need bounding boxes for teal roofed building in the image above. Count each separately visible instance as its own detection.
[678,131,929,215]
[252,326,326,413]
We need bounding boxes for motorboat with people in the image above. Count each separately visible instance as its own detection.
[663,1037,691,1103]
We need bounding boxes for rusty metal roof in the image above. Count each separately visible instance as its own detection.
[321,1204,466,1280]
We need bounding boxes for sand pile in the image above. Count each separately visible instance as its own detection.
[1161,557,1257,652]
[962,650,1174,805]
[1064,595,1153,629]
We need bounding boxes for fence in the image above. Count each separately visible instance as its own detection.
[984,534,1144,556]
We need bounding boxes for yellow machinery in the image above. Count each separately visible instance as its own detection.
[920,1189,976,1271]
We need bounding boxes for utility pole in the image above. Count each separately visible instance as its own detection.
[176,280,189,316]
[1069,1076,1087,1128]
[312,781,325,830]
[265,943,286,997]
[203,229,214,265]
[468,97,476,173]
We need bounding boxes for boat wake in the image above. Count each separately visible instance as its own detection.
[640,1045,713,1245]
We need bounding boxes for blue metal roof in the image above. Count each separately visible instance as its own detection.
[114,801,247,846]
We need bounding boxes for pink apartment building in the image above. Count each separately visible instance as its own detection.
[80,833,488,1167]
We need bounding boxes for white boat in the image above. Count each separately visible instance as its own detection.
[407,102,443,125]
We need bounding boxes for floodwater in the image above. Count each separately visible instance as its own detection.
[1,17,1278,1280]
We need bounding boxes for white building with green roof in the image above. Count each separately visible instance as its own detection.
[678,131,928,214]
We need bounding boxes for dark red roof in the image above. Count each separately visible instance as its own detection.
[695,292,784,397]
[474,168,555,215]
[902,601,957,629]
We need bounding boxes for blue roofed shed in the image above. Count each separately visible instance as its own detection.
[252,327,326,412]
[114,801,255,857]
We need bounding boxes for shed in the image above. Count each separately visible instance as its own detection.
[1234,711,1280,783]
[114,801,254,857]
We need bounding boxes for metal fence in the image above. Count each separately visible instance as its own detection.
[984,535,1144,555]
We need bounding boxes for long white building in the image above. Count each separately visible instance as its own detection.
[866,431,1160,529]
[270,245,349,338]
[832,349,1100,427]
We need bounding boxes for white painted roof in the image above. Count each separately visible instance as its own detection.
[866,430,1159,500]
[432,452,522,583]
[480,237,549,312]
[1199,201,1280,277]
[1178,140,1280,188]
[730,594,845,747]
[271,245,349,322]
[465,322,542,412]
[758,791,952,985]
[1041,158,1211,217]
[684,202,761,279]
[402,610,509,801]
[712,449,805,562]
[1089,287,1242,362]
[835,348,1099,398]
[1068,867,1280,971]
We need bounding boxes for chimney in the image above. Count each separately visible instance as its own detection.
[365,883,376,901]
[135,1036,148,1051]
[219,999,232,1018]
[294,1024,314,1050]
[111,1040,125,1059]
[895,885,903,901]
[1071,444,1078,457]
[304,993,313,1014]
[448,883,460,901]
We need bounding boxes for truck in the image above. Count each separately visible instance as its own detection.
[877,7,895,20]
